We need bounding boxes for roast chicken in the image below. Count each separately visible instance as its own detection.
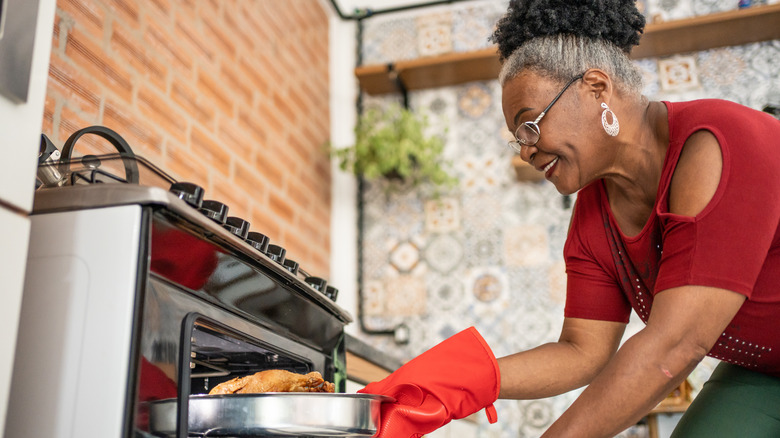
[208,369,335,395]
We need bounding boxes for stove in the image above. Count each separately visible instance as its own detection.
[5,130,353,438]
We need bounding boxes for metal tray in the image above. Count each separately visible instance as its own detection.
[147,393,394,437]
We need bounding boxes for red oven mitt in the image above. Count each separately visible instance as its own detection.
[358,327,500,437]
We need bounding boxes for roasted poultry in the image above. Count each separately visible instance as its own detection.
[208,369,335,395]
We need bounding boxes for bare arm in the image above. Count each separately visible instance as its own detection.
[541,285,745,437]
[499,317,626,399]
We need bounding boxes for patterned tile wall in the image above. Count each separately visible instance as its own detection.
[354,1,780,436]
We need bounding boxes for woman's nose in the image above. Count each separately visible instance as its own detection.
[519,144,538,165]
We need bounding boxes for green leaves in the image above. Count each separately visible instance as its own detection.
[331,104,457,189]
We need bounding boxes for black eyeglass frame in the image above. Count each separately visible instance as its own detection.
[507,73,585,154]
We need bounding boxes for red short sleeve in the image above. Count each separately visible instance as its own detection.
[655,111,780,297]
[564,186,632,323]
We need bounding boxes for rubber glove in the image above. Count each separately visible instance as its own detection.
[358,326,500,437]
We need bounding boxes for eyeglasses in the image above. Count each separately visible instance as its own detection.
[507,74,584,154]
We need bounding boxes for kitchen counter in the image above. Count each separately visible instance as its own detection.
[345,334,404,385]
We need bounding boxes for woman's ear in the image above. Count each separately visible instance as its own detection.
[582,69,612,101]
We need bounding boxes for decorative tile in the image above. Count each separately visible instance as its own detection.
[465,266,508,303]
[658,55,701,92]
[504,224,550,266]
[464,228,503,267]
[457,82,494,119]
[692,0,736,15]
[387,237,425,275]
[457,154,514,191]
[451,2,505,52]
[361,18,417,64]
[634,58,661,97]
[416,12,453,57]
[461,192,503,230]
[425,273,468,314]
[424,197,460,233]
[362,280,386,317]
[423,233,464,273]
[645,0,696,22]
[384,275,427,316]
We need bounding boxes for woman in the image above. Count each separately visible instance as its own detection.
[359,0,780,437]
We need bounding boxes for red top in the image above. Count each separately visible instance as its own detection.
[564,99,780,377]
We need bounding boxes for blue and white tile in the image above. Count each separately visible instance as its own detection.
[424,197,461,233]
[423,232,464,274]
[416,12,453,57]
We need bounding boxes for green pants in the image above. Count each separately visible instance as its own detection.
[671,362,780,437]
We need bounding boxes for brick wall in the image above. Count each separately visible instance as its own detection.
[43,0,332,276]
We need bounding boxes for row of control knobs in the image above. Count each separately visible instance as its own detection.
[170,182,338,301]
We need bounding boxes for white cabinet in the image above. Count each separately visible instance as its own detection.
[0,209,30,435]
[0,0,57,435]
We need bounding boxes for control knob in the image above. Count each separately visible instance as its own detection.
[223,217,250,240]
[170,182,204,209]
[246,232,270,253]
[305,276,327,292]
[283,259,299,275]
[200,200,228,225]
[266,244,286,264]
[325,285,339,301]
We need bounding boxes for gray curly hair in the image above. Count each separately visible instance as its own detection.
[498,34,643,96]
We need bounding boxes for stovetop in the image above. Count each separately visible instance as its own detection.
[34,153,351,323]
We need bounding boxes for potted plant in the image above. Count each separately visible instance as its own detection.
[331,105,457,188]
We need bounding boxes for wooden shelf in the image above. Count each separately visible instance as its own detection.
[355,4,780,95]
[632,3,780,58]
[354,47,500,95]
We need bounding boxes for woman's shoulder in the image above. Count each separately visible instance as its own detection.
[665,99,778,129]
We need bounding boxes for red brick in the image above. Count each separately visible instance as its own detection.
[268,190,295,223]
[45,0,331,275]
[59,0,105,41]
[165,144,210,184]
[111,23,167,90]
[211,176,252,220]
[58,106,104,156]
[42,96,56,140]
[171,80,215,126]
[237,107,267,146]
[64,27,133,102]
[107,0,139,29]
[249,205,282,242]
[222,9,254,53]
[174,16,215,62]
[144,19,194,76]
[220,63,253,106]
[233,161,269,205]
[252,147,285,190]
[149,0,171,16]
[103,100,164,158]
[202,18,236,61]
[47,54,101,115]
[190,126,231,176]
[218,119,256,161]
[238,57,271,100]
[137,85,187,143]
[197,70,234,118]
[272,92,298,126]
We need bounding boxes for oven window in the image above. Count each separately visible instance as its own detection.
[187,317,313,395]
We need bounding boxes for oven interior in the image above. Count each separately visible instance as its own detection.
[186,317,315,395]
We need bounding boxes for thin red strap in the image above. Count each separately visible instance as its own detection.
[485,404,498,424]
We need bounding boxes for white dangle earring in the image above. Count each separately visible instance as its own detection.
[601,102,620,137]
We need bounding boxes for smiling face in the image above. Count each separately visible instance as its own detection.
[502,70,610,195]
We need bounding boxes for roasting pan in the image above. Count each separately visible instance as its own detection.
[147,393,394,436]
